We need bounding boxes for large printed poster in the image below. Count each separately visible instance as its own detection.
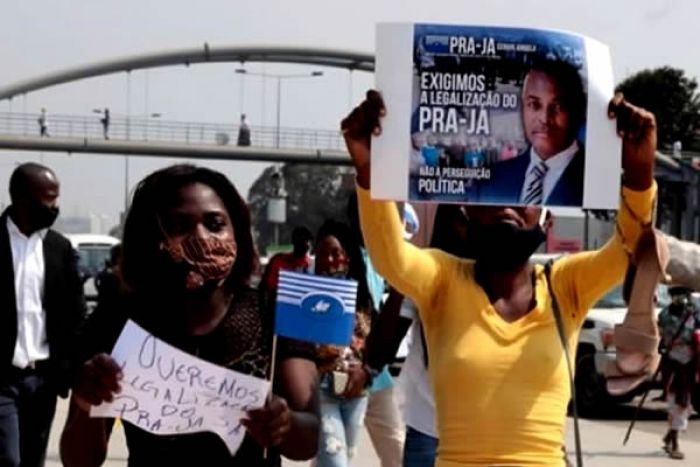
[373,23,621,209]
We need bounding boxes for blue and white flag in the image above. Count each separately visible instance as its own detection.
[274,270,358,346]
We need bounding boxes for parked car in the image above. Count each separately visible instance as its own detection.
[66,234,120,306]
[576,283,674,415]
[530,254,681,414]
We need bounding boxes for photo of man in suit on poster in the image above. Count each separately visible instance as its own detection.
[476,60,586,207]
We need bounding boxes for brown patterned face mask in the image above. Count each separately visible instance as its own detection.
[161,235,237,290]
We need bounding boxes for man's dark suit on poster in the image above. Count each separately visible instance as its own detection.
[476,146,585,207]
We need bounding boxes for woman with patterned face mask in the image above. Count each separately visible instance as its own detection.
[313,220,374,467]
[63,164,319,467]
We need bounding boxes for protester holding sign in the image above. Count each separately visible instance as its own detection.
[312,219,375,467]
[62,165,319,467]
[357,204,472,467]
[341,90,657,466]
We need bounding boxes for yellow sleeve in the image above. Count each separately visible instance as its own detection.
[552,183,657,327]
[357,186,448,314]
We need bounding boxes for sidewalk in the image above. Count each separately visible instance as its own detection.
[45,398,379,466]
[563,408,699,466]
[47,396,698,466]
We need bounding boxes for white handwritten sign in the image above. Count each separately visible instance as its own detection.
[91,320,271,455]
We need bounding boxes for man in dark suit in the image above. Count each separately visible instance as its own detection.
[477,60,586,207]
[0,163,86,467]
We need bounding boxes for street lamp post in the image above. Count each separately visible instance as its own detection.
[142,112,162,141]
[234,68,323,148]
[267,166,287,247]
[276,77,281,148]
[124,154,129,215]
[94,108,161,214]
[234,68,322,247]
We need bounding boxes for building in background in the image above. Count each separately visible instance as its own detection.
[656,151,700,242]
[53,213,115,235]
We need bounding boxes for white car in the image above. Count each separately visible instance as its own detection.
[575,284,671,414]
[531,254,690,415]
[66,234,120,305]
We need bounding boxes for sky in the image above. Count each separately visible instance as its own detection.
[0,0,698,231]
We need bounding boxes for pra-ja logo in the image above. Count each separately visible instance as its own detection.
[301,292,347,318]
[311,300,331,313]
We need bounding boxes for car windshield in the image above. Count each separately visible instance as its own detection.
[657,284,671,308]
[594,284,671,309]
[77,245,113,277]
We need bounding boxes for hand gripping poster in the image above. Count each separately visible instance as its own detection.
[372,23,621,209]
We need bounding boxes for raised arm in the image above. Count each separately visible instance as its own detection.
[342,91,450,305]
[552,95,657,317]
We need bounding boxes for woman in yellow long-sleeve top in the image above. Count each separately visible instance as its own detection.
[341,91,658,467]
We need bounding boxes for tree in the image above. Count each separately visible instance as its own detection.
[247,164,355,255]
[616,67,700,150]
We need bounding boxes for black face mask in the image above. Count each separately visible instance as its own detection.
[30,204,59,230]
[466,221,546,271]
[669,296,690,316]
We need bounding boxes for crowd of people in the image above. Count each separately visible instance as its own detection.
[411,133,523,170]
[0,88,698,467]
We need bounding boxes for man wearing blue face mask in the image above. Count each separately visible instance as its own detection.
[0,163,86,467]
